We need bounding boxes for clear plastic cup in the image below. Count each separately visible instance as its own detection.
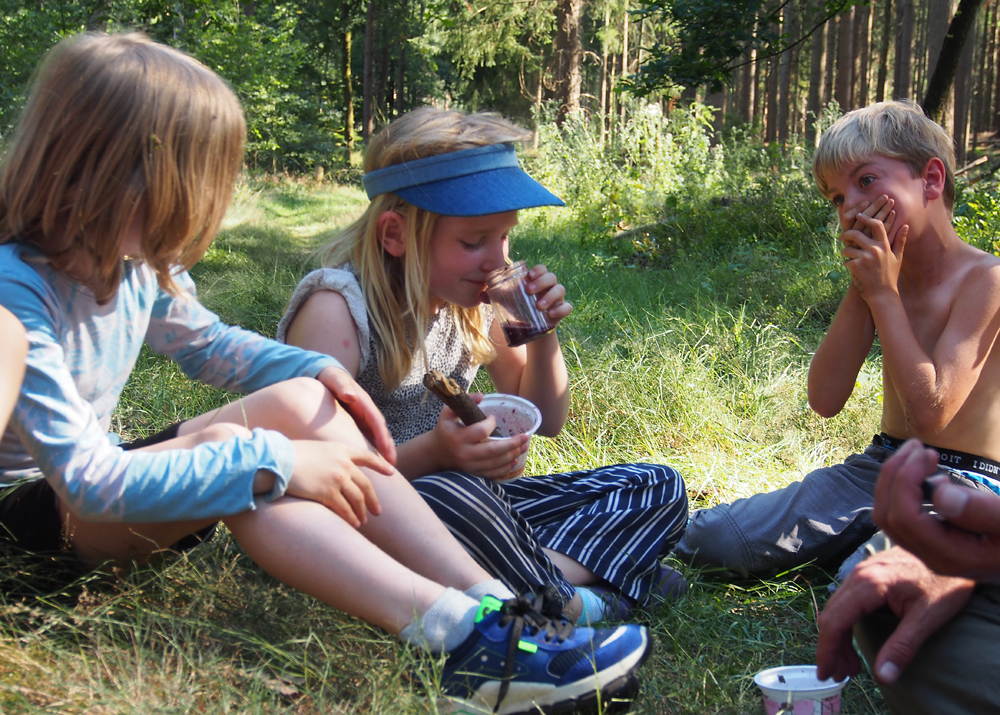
[486,261,556,347]
[753,665,849,715]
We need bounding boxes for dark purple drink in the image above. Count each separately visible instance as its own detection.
[502,321,555,347]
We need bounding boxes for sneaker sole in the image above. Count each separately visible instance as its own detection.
[446,628,651,715]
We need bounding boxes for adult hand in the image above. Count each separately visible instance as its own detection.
[287,440,394,528]
[840,213,907,300]
[816,546,974,685]
[317,365,397,465]
[874,438,1000,580]
[525,264,573,326]
[432,399,527,480]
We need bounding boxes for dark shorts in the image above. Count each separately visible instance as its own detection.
[0,422,215,556]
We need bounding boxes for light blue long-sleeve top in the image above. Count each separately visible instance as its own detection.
[0,242,342,523]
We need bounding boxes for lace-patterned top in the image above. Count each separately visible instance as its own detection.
[277,266,492,444]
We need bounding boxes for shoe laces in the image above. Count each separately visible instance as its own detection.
[493,590,574,711]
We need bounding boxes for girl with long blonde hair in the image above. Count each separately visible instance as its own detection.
[281,107,690,624]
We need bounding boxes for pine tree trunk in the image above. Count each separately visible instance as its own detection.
[342,21,354,154]
[923,0,986,121]
[600,3,610,146]
[894,0,915,99]
[876,0,893,101]
[362,0,376,142]
[739,46,756,123]
[777,3,793,141]
[855,2,873,106]
[553,0,583,124]
[620,0,630,120]
[953,18,975,164]
[807,13,829,145]
[927,0,956,133]
[836,6,855,109]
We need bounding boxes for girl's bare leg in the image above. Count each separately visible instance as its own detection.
[225,498,447,633]
[179,377,495,590]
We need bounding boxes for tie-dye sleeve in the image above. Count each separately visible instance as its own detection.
[1,264,296,522]
[145,271,344,392]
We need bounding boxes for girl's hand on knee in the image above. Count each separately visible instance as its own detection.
[317,366,397,465]
[288,440,394,528]
[433,403,528,478]
[525,265,573,325]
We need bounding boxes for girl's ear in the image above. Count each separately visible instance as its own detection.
[922,157,946,201]
[377,210,407,257]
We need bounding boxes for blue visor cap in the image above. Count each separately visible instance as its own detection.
[362,143,564,216]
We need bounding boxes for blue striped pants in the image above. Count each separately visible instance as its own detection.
[412,463,688,604]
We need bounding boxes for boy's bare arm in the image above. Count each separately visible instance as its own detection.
[807,198,894,417]
[808,284,876,417]
[848,215,1000,435]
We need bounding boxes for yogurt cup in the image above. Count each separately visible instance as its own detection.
[478,394,542,482]
[753,665,849,715]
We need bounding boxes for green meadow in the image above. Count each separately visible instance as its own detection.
[5,109,999,713]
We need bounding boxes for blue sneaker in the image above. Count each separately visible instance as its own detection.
[441,593,650,715]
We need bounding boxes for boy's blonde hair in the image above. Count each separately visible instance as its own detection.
[0,32,246,303]
[323,107,532,391]
[813,100,956,212]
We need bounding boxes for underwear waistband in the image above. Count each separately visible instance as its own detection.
[873,433,1000,479]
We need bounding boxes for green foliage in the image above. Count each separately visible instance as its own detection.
[954,177,1000,255]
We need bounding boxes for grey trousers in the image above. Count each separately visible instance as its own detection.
[674,442,890,575]
[854,537,1000,715]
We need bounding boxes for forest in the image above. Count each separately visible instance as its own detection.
[2,0,997,175]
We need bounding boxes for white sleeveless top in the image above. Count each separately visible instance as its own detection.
[277,266,491,444]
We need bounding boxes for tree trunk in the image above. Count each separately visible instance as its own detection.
[876,0,892,101]
[362,0,376,142]
[600,3,610,146]
[620,0,630,121]
[855,2,873,106]
[894,0,915,99]
[926,0,956,132]
[777,3,793,141]
[953,16,975,164]
[836,6,855,109]
[923,0,985,121]
[553,0,584,124]
[341,1,355,155]
[807,14,829,145]
[825,18,838,108]
[765,56,779,141]
[739,46,756,123]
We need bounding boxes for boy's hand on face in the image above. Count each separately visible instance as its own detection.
[431,399,528,479]
[841,194,895,236]
[525,264,573,326]
[841,214,908,300]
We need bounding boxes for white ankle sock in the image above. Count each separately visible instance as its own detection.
[465,578,515,602]
[575,586,610,625]
[399,588,479,654]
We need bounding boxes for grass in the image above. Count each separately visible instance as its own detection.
[0,177,889,713]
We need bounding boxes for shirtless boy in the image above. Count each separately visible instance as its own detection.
[675,100,1000,576]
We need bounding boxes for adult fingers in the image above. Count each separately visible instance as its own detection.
[816,581,880,681]
[932,480,1000,535]
[873,439,934,525]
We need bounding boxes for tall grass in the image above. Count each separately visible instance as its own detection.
[9,111,994,712]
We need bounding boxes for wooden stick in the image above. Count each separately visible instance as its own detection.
[423,370,500,436]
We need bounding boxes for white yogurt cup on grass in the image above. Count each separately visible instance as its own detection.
[753,665,849,715]
[478,394,542,482]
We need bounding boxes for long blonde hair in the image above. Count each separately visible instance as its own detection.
[324,107,532,390]
[0,32,246,303]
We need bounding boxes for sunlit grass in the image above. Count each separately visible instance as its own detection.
[0,180,889,714]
